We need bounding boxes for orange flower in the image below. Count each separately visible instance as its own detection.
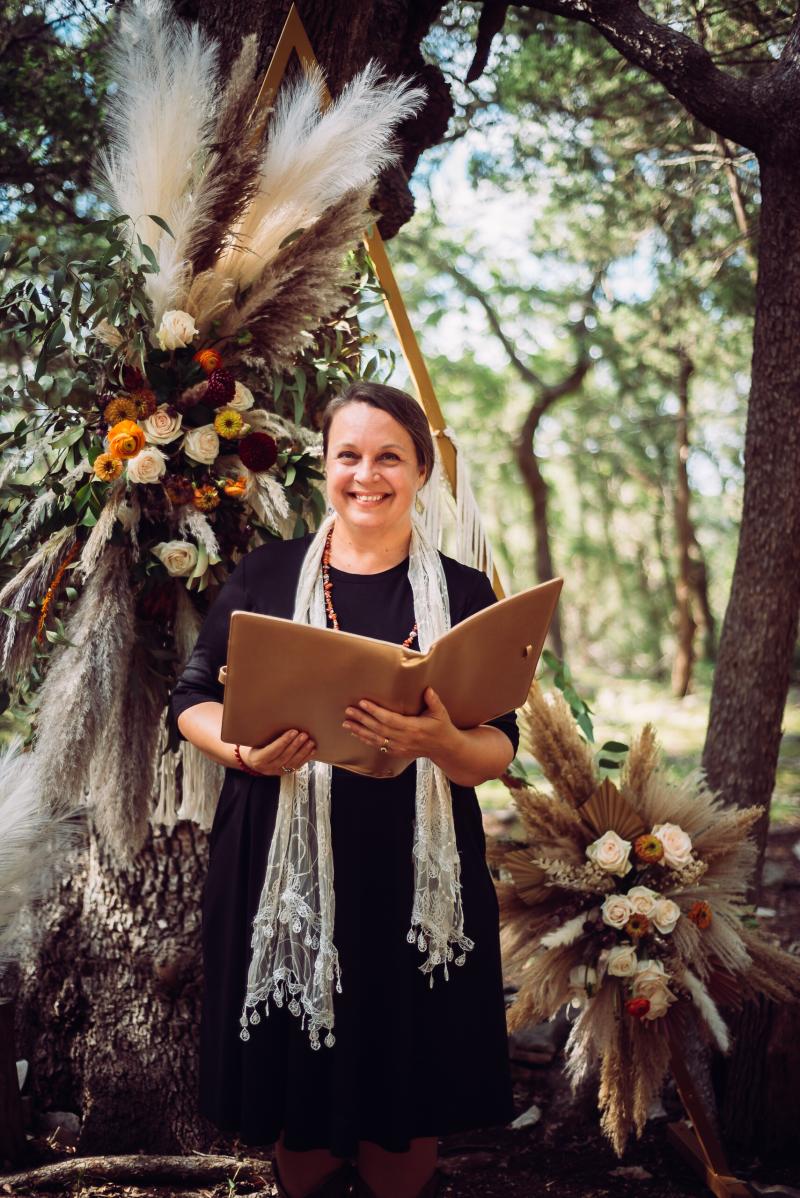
[625,997,651,1019]
[108,419,146,460]
[93,452,123,482]
[194,348,223,374]
[687,900,712,929]
[104,396,139,426]
[634,834,665,864]
[193,483,220,512]
[223,476,248,498]
[625,913,650,941]
[129,388,157,419]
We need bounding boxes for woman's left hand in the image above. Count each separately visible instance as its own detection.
[342,686,460,759]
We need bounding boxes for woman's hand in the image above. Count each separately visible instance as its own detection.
[342,686,459,760]
[241,729,316,775]
[342,687,515,787]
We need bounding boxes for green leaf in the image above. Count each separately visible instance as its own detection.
[147,214,175,238]
[601,740,629,754]
[284,464,296,487]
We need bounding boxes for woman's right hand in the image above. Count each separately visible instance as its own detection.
[240,729,316,776]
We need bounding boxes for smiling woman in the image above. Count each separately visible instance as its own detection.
[171,381,519,1198]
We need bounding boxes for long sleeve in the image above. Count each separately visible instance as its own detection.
[170,554,252,740]
[457,569,520,759]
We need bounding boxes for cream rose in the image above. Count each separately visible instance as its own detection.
[144,404,183,445]
[156,309,198,351]
[586,830,633,877]
[652,823,693,869]
[606,944,638,978]
[228,381,255,411]
[568,964,598,1007]
[627,885,660,916]
[183,423,220,465]
[152,540,198,577]
[632,960,677,1020]
[652,898,681,935]
[601,894,633,930]
[127,445,167,484]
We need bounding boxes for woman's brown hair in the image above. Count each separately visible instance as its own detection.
[321,382,435,484]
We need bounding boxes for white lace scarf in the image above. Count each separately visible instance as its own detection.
[238,511,475,1050]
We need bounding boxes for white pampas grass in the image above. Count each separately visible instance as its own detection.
[0,526,76,682]
[178,506,220,560]
[0,736,86,966]
[541,909,597,950]
[75,479,126,581]
[215,59,427,292]
[96,0,220,323]
[681,968,731,1053]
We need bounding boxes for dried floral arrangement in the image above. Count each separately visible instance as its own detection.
[0,0,425,855]
[491,681,800,1156]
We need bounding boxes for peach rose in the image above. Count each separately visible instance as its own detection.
[228,381,255,411]
[143,404,183,445]
[652,823,693,869]
[156,309,198,350]
[652,898,681,935]
[606,944,638,978]
[108,419,145,460]
[183,423,220,465]
[586,830,633,877]
[152,540,198,577]
[601,894,633,930]
[627,885,660,917]
[126,445,167,484]
[631,960,677,1020]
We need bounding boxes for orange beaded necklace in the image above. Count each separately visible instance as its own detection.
[321,525,418,648]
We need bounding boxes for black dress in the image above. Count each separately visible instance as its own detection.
[170,533,519,1156]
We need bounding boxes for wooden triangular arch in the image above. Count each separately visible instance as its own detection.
[249,3,504,597]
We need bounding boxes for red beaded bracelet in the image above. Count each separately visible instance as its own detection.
[234,744,260,775]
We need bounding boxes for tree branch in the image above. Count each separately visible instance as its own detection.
[505,0,779,152]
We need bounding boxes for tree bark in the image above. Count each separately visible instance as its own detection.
[671,349,697,697]
[13,0,454,1156]
[701,160,800,882]
[515,400,565,659]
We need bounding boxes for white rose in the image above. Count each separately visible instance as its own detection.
[652,898,681,935]
[183,423,220,465]
[127,445,167,484]
[568,964,598,1007]
[632,960,677,1020]
[601,894,633,930]
[144,404,183,445]
[627,885,660,917]
[156,309,198,351]
[606,945,638,978]
[586,830,633,877]
[652,823,694,869]
[152,540,198,577]
[228,381,255,411]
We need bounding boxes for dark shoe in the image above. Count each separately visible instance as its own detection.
[271,1154,355,1198]
[352,1166,445,1198]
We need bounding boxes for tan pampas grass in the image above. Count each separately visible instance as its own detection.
[214,58,426,293]
[0,735,86,966]
[518,681,596,808]
[0,526,76,682]
[75,479,126,581]
[218,184,375,370]
[30,546,136,818]
[492,675,800,1156]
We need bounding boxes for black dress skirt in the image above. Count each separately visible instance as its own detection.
[170,533,520,1156]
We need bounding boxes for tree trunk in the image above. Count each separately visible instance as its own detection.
[672,349,697,697]
[702,160,800,878]
[515,403,565,659]
[13,0,452,1156]
[703,160,800,1157]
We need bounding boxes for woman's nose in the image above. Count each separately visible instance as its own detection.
[353,459,379,482]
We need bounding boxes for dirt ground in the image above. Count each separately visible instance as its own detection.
[4,823,800,1198]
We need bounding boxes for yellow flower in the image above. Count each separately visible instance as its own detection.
[633,833,664,864]
[93,452,123,482]
[213,407,244,439]
[104,396,139,425]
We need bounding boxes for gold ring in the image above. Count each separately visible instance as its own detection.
[281,765,296,774]
[379,746,388,754]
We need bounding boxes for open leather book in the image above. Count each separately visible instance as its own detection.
[219,575,563,778]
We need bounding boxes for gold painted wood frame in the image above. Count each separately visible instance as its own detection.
[248,2,504,597]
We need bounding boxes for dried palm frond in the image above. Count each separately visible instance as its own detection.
[518,681,596,808]
[578,777,646,842]
[0,526,76,682]
[215,59,426,293]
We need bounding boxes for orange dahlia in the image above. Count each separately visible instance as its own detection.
[223,476,248,498]
[634,833,665,864]
[625,913,650,941]
[93,452,123,482]
[129,388,157,419]
[104,396,139,425]
[193,483,220,512]
[108,419,146,459]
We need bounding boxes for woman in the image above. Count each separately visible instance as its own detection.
[171,382,519,1198]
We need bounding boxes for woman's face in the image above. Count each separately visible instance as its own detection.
[324,402,426,536]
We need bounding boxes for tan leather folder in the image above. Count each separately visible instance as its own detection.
[219,576,563,778]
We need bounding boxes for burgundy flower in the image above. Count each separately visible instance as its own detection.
[239,431,278,473]
[204,368,236,408]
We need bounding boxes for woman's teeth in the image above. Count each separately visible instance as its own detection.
[350,494,388,504]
